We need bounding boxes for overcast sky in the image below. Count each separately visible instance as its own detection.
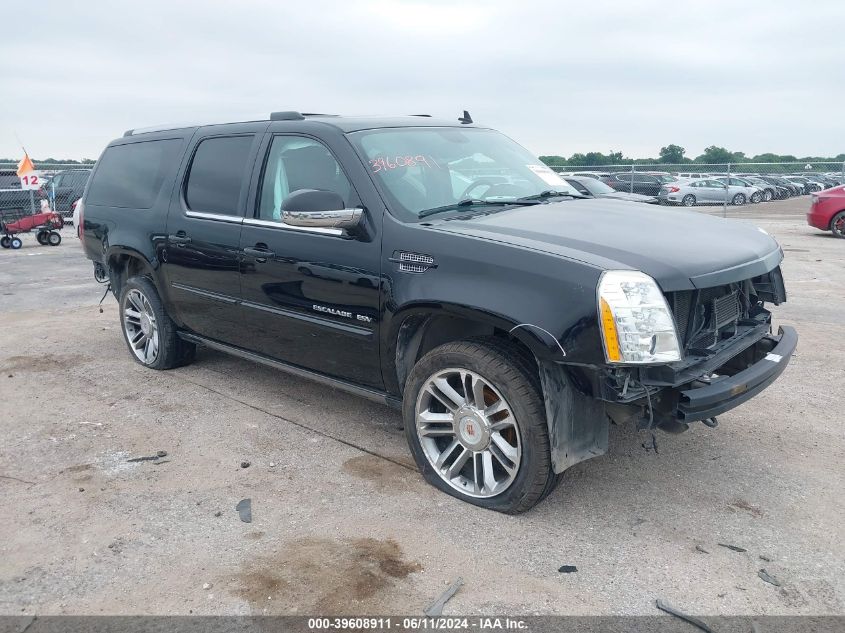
[1,0,842,162]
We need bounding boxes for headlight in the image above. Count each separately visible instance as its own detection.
[597,270,681,364]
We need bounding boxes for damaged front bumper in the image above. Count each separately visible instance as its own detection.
[537,325,797,474]
[676,325,797,421]
[603,323,798,428]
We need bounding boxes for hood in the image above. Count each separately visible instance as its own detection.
[430,198,782,291]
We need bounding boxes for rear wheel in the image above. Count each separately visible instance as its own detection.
[36,231,48,245]
[0,236,10,249]
[732,193,746,206]
[831,211,845,239]
[682,194,696,207]
[10,237,22,249]
[119,276,196,370]
[403,338,558,514]
[47,231,61,246]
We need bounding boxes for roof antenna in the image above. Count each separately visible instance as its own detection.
[458,110,473,124]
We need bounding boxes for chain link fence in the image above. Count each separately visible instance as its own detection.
[547,161,845,216]
[0,162,94,220]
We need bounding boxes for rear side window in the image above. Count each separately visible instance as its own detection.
[185,136,254,215]
[87,139,181,208]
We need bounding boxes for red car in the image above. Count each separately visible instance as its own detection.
[807,185,845,238]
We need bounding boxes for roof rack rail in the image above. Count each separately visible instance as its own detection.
[270,111,305,121]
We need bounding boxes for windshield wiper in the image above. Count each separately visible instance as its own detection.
[418,198,537,219]
[516,189,584,202]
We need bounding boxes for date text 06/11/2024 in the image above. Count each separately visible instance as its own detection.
[307,617,529,630]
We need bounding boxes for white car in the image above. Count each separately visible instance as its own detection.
[660,177,762,206]
[72,198,82,236]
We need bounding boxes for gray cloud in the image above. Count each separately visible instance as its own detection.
[1,0,842,160]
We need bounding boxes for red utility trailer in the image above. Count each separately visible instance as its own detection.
[0,210,64,249]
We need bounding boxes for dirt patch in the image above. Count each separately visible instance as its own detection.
[230,537,421,614]
[244,531,265,540]
[728,499,764,518]
[0,353,91,373]
[342,455,417,486]
[64,464,93,473]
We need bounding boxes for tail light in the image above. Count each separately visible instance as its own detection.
[667,186,680,193]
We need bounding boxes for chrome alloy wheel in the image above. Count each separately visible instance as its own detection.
[122,288,160,364]
[415,368,522,498]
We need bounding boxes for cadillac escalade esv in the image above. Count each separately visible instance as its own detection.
[78,112,797,513]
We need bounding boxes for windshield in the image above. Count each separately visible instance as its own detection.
[348,127,580,221]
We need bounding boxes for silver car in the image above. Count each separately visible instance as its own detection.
[659,178,761,207]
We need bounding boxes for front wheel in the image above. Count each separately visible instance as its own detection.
[763,190,773,202]
[119,276,196,369]
[36,231,48,245]
[10,237,22,249]
[750,192,762,204]
[732,193,746,206]
[682,194,696,207]
[403,338,558,514]
[832,211,845,239]
[0,236,10,249]
[47,231,62,246]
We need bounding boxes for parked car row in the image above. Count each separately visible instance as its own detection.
[0,168,90,221]
[559,169,844,207]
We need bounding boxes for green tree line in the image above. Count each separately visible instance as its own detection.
[0,158,96,165]
[539,145,845,167]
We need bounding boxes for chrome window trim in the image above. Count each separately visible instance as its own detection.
[184,210,244,224]
[242,217,342,236]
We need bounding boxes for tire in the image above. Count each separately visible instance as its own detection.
[36,231,48,245]
[682,194,696,207]
[10,237,22,249]
[403,337,558,514]
[750,192,762,204]
[0,236,10,249]
[831,211,845,239]
[732,193,746,206]
[47,231,61,246]
[119,276,196,370]
[762,190,773,202]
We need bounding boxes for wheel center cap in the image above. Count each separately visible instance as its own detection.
[456,407,490,450]
[140,314,152,336]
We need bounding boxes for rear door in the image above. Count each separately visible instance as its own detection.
[235,130,383,388]
[702,179,725,203]
[162,123,266,342]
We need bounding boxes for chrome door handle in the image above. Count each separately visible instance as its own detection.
[243,247,275,259]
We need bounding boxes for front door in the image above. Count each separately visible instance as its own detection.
[162,125,264,342]
[236,133,382,388]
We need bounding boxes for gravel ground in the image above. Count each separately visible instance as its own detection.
[0,198,842,616]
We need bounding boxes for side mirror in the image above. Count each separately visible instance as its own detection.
[281,189,363,231]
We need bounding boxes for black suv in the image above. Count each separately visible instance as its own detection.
[48,169,91,217]
[78,112,797,513]
[602,172,669,196]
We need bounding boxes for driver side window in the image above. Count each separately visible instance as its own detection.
[257,136,353,222]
